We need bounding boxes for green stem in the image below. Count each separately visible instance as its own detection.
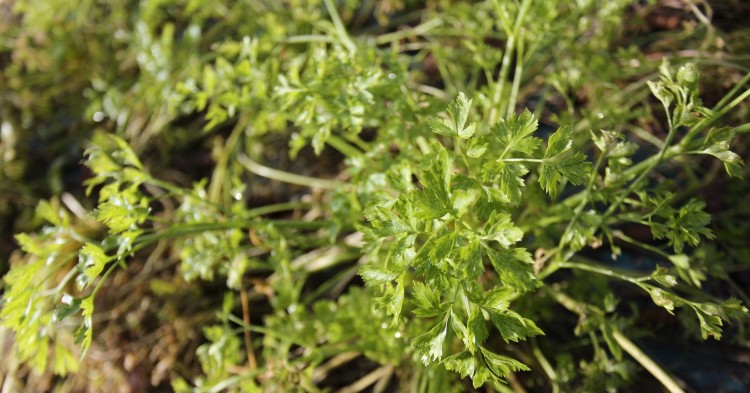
[91,213,329,296]
[92,260,120,297]
[549,290,685,393]
[612,231,671,259]
[38,260,78,297]
[487,0,531,125]
[558,260,651,285]
[136,217,327,248]
[323,0,356,53]
[146,177,186,197]
[502,157,544,163]
[531,340,559,393]
[272,219,333,229]
[375,18,443,45]
[209,116,247,205]
[612,328,686,393]
[237,154,342,189]
[601,124,680,222]
[239,201,308,219]
[558,147,607,249]
[507,28,525,118]
[284,35,336,44]
[344,134,372,152]
[455,141,472,176]
[714,71,750,110]
[681,84,750,146]
[546,288,587,315]
[327,134,364,157]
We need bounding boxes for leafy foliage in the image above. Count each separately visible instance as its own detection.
[2,0,750,392]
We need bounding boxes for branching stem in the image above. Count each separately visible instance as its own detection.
[238,154,342,190]
[611,328,686,393]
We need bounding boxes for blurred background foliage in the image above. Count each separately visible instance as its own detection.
[1,0,749,392]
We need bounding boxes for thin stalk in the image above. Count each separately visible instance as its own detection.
[558,260,651,285]
[312,351,361,383]
[558,147,607,250]
[344,133,372,152]
[714,71,750,110]
[38,265,78,297]
[488,0,531,125]
[612,328,686,393]
[239,201,309,219]
[507,373,528,393]
[558,145,683,210]
[146,177,187,197]
[601,123,681,222]
[284,35,336,44]
[273,219,334,229]
[726,276,750,307]
[546,288,587,316]
[327,134,364,157]
[502,158,544,163]
[531,340,559,393]
[613,231,671,259]
[455,141,471,175]
[237,154,342,189]
[630,125,666,149]
[92,260,120,297]
[416,84,449,99]
[338,365,394,393]
[375,18,443,45]
[507,29,525,118]
[681,85,750,146]
[135,217,328,247]
[488,39,510,121]
[549,290,685,393]
[532,86,550,119]
[89,218,303,298]
[495,383,518,393]
[226,316,281,336]
[240,282,258,370]
[209,116,247,204]
[323,0,356,53]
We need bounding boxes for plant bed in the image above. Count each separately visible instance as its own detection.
[1,1,750,392]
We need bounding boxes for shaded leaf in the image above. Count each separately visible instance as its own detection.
[359,265,400,286]
[488,309,543,343]
[480,346,530,379]
[487,247,539,292]
[52,296,82,323]
[443,351,475,379]
[411,281,445,317]
[483,212,523,247]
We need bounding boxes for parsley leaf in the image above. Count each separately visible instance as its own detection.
[539,125,591,198]
[492,109,541,156]
[413,316,449,364]
[487,247,539,293]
